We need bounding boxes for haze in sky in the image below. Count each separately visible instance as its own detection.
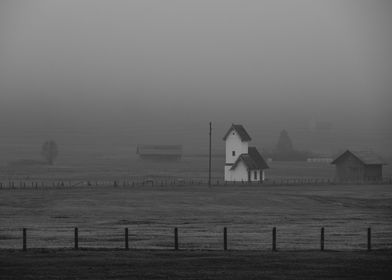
[0,0,391,154]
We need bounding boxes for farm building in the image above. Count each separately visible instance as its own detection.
[136,145,182,160]
[331,150,386,182]
[223,124,269,183]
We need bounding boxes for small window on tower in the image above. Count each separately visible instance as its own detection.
[254,171,257,180]
[232,151,235,156]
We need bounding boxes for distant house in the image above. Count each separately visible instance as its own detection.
[136,145,182,160]
[223,124,269,183]
[331,150,386,182]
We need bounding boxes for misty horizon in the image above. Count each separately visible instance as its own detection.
[1,0,391,157]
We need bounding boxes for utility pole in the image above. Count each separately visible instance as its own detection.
[208,122,212,187]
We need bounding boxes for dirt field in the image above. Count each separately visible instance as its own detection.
[1,249,391,280]
[1,185,391,250]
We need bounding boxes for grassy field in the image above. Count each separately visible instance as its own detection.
[0,155,339,182]
[0,185,391,250]
[1,249,391,280]
[2,156,392,186]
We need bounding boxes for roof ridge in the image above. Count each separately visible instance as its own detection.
[223,124,252,142]
[230,148,269,170]
[331,149,386,165]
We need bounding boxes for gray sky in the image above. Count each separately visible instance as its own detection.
[0,0,391,154]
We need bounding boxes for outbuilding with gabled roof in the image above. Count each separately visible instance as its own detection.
[331,150,386,182]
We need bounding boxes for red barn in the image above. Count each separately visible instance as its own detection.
[331,150,386,182]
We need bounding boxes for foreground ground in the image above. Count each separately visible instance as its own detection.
[1,184,391,279]
[0,249,391,280]
[1,185,391,250]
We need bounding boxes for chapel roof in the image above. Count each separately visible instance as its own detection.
[223,124,252,142]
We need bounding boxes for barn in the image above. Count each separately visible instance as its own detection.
[223,124,269,183]
[331,150,386,182]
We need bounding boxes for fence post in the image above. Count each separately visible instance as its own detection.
[223,227,228,251]
[367,227,371,251]
[174,227,178,250]
[272,227,277,251]
[125,227,129,250]
[272,227,276,251]
[74,227,78,250]
[23,228,26,251]
[321,227,324,251]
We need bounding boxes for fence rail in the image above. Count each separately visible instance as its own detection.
[0,176,391,190]
[1,226,390,251]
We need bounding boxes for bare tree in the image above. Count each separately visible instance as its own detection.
[41,140,58,165]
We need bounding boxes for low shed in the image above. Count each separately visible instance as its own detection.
[331,150,386,182]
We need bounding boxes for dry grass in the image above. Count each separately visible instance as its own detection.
[0,185,391,250]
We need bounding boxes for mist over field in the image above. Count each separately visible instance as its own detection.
[1,4,392,279]
[0,0,391,158]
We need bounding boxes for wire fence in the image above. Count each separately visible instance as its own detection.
[0,176,392,190]
[1,225,391,251]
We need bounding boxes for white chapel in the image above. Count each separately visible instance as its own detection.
[223,124,269,183]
